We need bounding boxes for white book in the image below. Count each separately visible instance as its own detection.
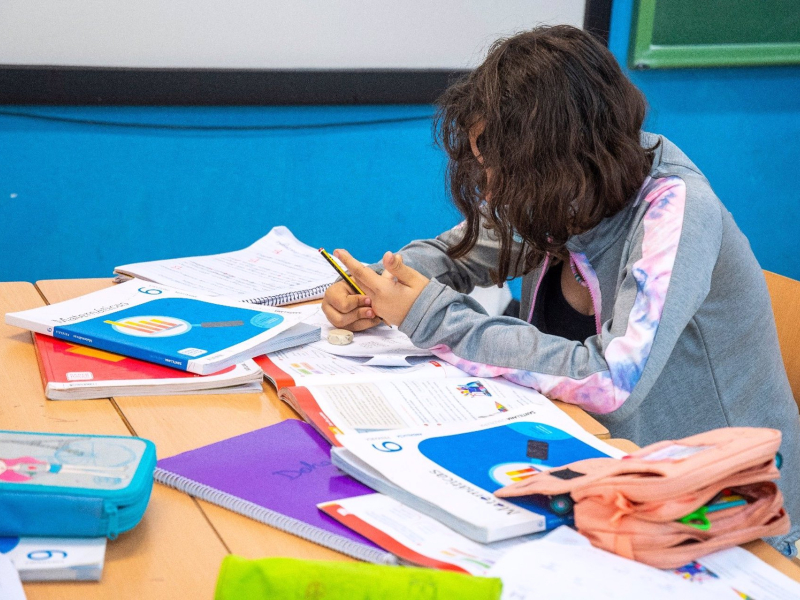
[333,387,624,543]
[114,226,339,305]
[0,537,106,582]
[318,493,544,576]
[5,279,314,375]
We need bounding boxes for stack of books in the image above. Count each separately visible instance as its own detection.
[153,368,624,574]
[6,227,337,401]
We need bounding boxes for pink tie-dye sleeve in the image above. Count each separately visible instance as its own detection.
[431,177,687,414]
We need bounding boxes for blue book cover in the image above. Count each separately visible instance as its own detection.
[5,279,311,374]
[335,387,624,543]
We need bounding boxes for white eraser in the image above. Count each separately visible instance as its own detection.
[328,329,354,346]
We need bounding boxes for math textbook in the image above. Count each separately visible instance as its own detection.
[32,333,265,400]
[332,395,625,544]
[5,279,314,375]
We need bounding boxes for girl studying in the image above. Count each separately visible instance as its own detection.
[321,25,800,556]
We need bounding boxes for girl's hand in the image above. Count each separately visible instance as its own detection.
[333,249,430,327]
[321,280,381,332]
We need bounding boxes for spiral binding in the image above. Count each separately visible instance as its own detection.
[246,282,334,306]
[154,467,396,564]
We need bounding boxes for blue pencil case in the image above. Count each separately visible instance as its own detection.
[0,430,156,539]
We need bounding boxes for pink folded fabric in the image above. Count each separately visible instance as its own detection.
[496,427,789,568]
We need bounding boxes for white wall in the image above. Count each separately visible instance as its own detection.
[0,0,584,70]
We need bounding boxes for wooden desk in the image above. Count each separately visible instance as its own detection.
[2,278,798,597]
[1,283,228,599]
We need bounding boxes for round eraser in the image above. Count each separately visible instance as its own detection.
[328,328,354,346]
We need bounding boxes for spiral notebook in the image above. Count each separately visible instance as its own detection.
[114,226,339,305]
[153,420,396,564]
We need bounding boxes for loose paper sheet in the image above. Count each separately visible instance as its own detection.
[304,308,432,364]
[488,526,733,600]
[0,554,26,600]
[266,345,467,387]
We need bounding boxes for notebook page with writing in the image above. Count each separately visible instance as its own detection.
[115,226,339,305]
[154,420,395,564]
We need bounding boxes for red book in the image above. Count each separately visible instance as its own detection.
[33,333,263,400]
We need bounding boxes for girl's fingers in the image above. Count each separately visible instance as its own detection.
[327,280,371,312]
[321,298,375,328]
[348,317,382,332]
[333,249,382,295]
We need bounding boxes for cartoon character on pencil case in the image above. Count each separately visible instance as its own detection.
[0,456,128,483]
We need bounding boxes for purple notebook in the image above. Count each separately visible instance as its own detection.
[154,419,394,563]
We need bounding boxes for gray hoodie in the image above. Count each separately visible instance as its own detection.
[393,133,800,553]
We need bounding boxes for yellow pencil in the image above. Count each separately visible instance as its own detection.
[318,248,366,295]
[319,248,384,323]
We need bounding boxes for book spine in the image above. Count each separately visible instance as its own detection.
[52,327,188,371]
[153,468,396,565]
[247,283,333,306]
[31,334,53,396]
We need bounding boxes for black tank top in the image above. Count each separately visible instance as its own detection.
[530,262,596,343]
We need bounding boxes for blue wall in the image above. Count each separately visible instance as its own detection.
[2,6,799,286]
[0,106,459,282]
[609,0,800,280]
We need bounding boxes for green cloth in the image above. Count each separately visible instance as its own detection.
[215,556,503,600]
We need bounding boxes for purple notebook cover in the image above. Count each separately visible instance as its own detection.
[156,419,379,549]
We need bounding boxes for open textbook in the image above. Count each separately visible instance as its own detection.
[5,279,317,375]
[114,226,339,305]
[489,526,724,600]
[332,399,623,543]
[276,374,559,446]
[257,345,467,389]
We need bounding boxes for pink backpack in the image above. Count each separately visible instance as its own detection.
[496,427,790,568]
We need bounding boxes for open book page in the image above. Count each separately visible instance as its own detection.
[114,226,338,304]
[319,493,544,576]
[336,399,624,542]
[303,308,432,364]
[0,554,25,600]
[489,526,729,600]
[258,346,466,389]
[673,545,800,600]
[282,376,549,445]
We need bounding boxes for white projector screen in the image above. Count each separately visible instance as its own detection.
[0,0,584,70]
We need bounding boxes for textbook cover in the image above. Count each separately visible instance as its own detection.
[0,536,106,581]
[333,392,625,544]
[5,279,312,375]
[32,333,265,400]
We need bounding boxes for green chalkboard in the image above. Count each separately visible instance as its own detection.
[630,0,800,68]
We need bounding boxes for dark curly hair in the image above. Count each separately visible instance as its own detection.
[434,25,657,284]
